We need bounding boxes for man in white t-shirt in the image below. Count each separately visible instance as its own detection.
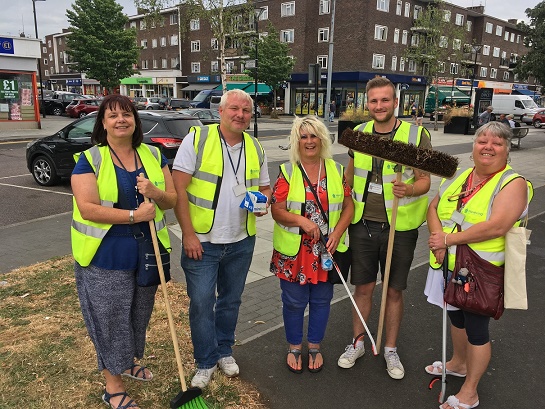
[172,89,271,388]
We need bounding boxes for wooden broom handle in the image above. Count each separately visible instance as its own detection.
[376,171,402,352]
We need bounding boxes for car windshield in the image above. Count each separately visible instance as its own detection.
[192,91,210,102]
[163,118,202,136]
[523,99,538,109]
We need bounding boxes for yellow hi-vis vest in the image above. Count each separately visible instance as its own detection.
[186,124,265,235]
[273,159,348,257]
[71,144,170,267]
[430,166,534,271]
[351,121,429,229]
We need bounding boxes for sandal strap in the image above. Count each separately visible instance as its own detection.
[104,391,138,409]
[129,364,148,380]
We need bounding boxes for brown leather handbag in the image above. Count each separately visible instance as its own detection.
[444,243,505,320]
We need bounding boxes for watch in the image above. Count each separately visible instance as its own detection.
[129,210,134,224]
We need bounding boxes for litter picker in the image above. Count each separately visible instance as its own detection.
[340,129,458,352]
[143,193,208,409]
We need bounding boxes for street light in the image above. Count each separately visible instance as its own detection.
[33,0,46,120]
[253,7,265,138]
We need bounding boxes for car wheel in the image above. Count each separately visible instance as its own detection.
[79,112,87,118]
[52,107,63,116]
[31,156,60,186]
[534,120,542,128]
[146,106,153,110]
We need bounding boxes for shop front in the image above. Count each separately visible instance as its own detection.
[0,36,42,130]
[120,77,154,97]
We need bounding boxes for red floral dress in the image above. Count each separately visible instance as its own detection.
[270,171,352,285]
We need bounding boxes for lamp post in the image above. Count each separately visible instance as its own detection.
[324,0,336,128]
[253,7,265,138]
[33,0,46,119]
[468,44,482,115]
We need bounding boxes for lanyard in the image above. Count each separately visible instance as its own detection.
[372,119,398,182]
[110,147,140,208]
[457,166,506,206]
[300,160,323,208]
[220,130,245,184]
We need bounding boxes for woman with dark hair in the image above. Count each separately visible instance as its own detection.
[71,94,177,409]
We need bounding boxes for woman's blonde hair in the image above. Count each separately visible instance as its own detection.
[288,116,332,163]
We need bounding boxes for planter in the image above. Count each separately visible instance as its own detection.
[338,120,362,139]
[444,116,471,134]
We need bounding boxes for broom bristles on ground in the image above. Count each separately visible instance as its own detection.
[340,128,459,178]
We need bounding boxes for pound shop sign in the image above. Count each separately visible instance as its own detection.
[0,79,19,99]
[0,37,15,55]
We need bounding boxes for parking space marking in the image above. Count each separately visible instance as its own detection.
[0,182,73,196]
[0,174,31,179]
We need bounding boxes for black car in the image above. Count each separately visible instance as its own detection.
[177,108,221,125]
[26,111,202,186]
[40,92,84,116]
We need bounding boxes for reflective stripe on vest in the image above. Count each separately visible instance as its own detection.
[187,125,264,235]
[71,144,170,266]
[352,121,428,229]
[273,159,347,257]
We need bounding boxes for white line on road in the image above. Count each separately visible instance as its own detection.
[0,174,31,179]
[0,182,73,196]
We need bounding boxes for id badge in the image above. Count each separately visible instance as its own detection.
[233,183,247,197]
[368,182,383,194]
[451,210,465,225]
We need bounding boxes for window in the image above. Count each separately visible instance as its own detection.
[411,34,419,46]
[375,25,388,41]
[318,55,328,69]
[404,2,410,17]
[493,47,500,57]
[171,57,179,68]
[129,21,136,29]
[503,71,510,80]
[43,59,48,65]
[516,34,521,43]
[490,68,497,79]
[59,51,63,59]
[438,62,445,73]
[281,2,295,17]
[399,57,405,71]
[42,46,47,53]
[44,70,49,76]
[281,29,294,43]
[396,0,402,15]
[160,37,167,47]
[190,19,200,30]
[394,28,400,43]
[402,30,408,45]
[496,25,503,36]
[141,39,147,49]
[259,6,268,20]
[450,63,459,74]
[170,13,178,25]
[377,0,389,12]
[191,41,200,52]
[211,38,218,50]
[414,5,422,19]
[408,59,416,72]
[372,54,385,69]
[58,38,62,45]
[140,20,146,30]
[211,60,219,72]
[482,45,490,55]
[485,22,493,33]
[439,36,448,48]
[153,59,158,69]
[191,62,200,73]
[510,33,515,42]
[141,60,148,69]
[453,39,461,50]
[48,53,52,61]
[443,10,451,22]
[170,35,178,46]
[161,58,168,68]
[455,14,464,26]
[391,56,397,70]
[50,67,54,74]
[225,61,235,74]
[480,67,487,77]
[466,20,472,32]
[152,39,157,48]
[47,40,51,47]
[319,0,330,14]
[318,28,329,42]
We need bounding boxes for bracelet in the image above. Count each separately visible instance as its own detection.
[444,233,450,248]
[129,209,134,224]
[407,184,414,198]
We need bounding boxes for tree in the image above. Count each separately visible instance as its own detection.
[404,1,467,130]
[516,2,545,87]
[245,24,295,118]
[66,0,140,93]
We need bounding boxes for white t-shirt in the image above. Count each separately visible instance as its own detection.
[172,130,270,244]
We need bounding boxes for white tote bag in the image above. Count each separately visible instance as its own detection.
[504,217,531,310]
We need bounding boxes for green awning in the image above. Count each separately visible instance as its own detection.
[120,77,153,85]
[215,83,249,91]
[430,86,470,103]
[242,83,272,95]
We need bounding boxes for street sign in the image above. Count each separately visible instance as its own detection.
[246,60,256,69]
[0,79,19,99]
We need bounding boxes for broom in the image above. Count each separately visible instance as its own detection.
[339,129,459,352]
[143,193,208,409]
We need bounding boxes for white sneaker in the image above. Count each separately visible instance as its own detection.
[337,342,365,368]
[217,356,239,377]
[385,351,405,379]
[190,365,217,388]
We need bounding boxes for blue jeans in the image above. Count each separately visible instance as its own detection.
[280,279,334,345]
[182,235,255,369]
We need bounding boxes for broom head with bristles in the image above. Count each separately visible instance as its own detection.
[171,387,208,409]
[340,128,459,179]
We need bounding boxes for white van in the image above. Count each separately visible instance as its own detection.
[491,95,540,124]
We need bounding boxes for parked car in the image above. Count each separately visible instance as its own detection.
[135,97,162,110]
[40,91,84,116]
[167,98,192,111]
[26,111,203,186]
[65,98,101,118]
[177,108,221,125]
[532,109,545,128]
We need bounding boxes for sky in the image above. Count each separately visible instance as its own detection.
[0,0,539,40]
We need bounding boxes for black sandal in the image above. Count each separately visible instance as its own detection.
[121,363,153,381]
[287,348,303,374]
[102,390,139,409]
[308,348,324,373]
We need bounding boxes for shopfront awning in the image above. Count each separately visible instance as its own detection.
[432,86,471,103]
[182,83,216,92]
[242,83,273,95]
[215,83,250,91]
[513,88,540,97]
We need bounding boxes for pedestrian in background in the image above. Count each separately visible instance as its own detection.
[270,116,353,374]
[172,89,272,389]
[478,106,494,126]
[416,105,424,126]
[329,100,336,122]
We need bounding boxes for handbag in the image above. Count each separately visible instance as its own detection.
[444,242,505,320]
[298,163,351,284]
[504,216,531,309]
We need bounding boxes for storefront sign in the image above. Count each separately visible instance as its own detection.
[66,78,82,86]
[196,76,210,82]
[0,38,14,55]
[157,77,174,84]
[0,79,19,98]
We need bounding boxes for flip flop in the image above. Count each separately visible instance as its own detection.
[122,363,153,381]
[425,361,466,378]
[439,395,480,409]
[287,348,303,374]
[308,348,324,373]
